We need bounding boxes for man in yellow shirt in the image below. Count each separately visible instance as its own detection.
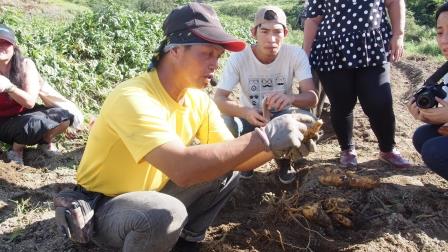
[72,3,307,251]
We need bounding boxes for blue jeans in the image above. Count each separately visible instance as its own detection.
[413,124,448,181]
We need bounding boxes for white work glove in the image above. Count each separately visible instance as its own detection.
[254,114,307,152]
[276,110,322,161]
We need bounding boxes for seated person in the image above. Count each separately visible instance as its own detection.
[214,6,317,184]
[408,2,448,181]
[70,3,308,252]
[0,24,73,165]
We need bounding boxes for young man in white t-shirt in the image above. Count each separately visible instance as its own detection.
[214,6,317,184]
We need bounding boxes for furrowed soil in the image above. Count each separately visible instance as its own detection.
[1,56,448,251]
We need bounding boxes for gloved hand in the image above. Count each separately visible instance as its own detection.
[271,110,323,161]
[278,138,317,161]
[254,114,307,152]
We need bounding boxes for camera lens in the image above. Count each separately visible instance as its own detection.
[417,97,430,107]
[416,93,435,109]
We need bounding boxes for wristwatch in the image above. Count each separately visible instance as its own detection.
[5,84,16,93]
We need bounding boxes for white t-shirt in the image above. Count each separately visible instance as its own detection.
[217,44,313,111]
[441,74,448,101]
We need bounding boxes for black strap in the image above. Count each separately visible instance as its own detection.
[73,185,104,210]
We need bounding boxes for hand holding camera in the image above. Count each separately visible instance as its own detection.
[420,97,448,126]
[410,61,448,135]
[414,61,448,109]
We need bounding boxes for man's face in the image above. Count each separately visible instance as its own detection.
[0,39,14,62]
[252,21,287,57]
[176,44,225,89]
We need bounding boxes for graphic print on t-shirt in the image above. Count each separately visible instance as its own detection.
[247,73,288,108]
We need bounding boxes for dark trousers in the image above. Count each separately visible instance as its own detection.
[317,63,395,152]
[0,105,73,145]
[91,172,240,251]
[413,124,448,181]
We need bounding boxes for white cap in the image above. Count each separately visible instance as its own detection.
[254,6,287,28]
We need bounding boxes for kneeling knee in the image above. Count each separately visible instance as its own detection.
[421,144,448,174]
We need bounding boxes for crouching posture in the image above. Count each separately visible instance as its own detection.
[409,3,448,182]
[59,3,309,252]
[0,24,73,165]
[214,6,317,184]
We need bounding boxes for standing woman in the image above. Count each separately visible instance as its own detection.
[303,0,410,168]
[0,24,73,165]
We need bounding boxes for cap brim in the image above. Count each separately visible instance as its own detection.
[191,26,246,52]
[0,36,15,45]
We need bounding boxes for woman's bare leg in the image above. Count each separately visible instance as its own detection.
[12,142,25,154]
[42,120,70,143]
[8,142,25,164]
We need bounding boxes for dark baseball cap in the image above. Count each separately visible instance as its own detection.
[0,24,16,46]
[163,3,245,52]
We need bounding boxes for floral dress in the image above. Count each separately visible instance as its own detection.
[306,0,392,72]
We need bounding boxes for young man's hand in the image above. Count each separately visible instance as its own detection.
[264,93,292,111]
[243,107,268,127]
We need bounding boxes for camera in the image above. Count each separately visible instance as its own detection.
[414,61,448,109]
[414,84,447,109]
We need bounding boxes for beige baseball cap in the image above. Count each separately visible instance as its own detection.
[254,6,287,28]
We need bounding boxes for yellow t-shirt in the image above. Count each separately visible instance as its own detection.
[76,70,233,196]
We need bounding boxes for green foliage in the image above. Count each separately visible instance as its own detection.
[219,15,254,44]
[406,0,445,27]
[89,0,189,14]
[1,0,445,115]
[136,0,190,13]
[209,0,304,30]
[405,10,440,58]
[2,5,166,112]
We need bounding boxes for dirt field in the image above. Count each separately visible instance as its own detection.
[1,56,448,252]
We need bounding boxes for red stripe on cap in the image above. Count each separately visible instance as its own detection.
[191,30,245,52]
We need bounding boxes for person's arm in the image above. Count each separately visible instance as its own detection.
[145,110,307,188]
[418,97,448,125]
[214,53,268,127]
[264,79,317,111]
[2,58,41,108]
[264,48,318,111]
[303,16,323,56]
[214,88,267,127]
[145,132,271,187]
[385,0,405,62]
[292,78,318,108]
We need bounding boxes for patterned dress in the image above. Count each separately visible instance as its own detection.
[306,0,392,72]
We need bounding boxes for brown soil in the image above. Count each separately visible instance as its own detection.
[1,57,448,252]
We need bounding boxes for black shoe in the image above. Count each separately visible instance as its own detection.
[276,159,296,184]
[171,238,201,252]
[240,170,254,179]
